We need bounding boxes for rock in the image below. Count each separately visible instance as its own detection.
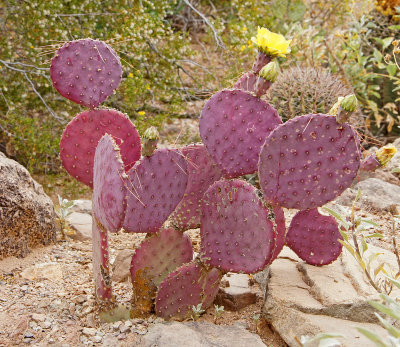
[70,199,92,215]
[142,321,266,347]
[119,323,130,333]
[214,273,261,311]
[0,152,56,259]
[66,212,92,241]
[112,249,134,282]
[91,335,102,343]
[31,313,46,323]
[82,327,97,336]
[41,320,52,329]
[336,178,400,213]
[263,247,393,347]
[102,334,118,346]
[20,263,63,282]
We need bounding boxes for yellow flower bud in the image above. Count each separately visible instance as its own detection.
[259,61,279,82]
[375,144,397,167]
[340,94,358,112]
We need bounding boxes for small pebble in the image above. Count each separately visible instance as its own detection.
[91,335,102,343]
[31,313,45,323]
[82,327,96,336]
[117,333,126,340]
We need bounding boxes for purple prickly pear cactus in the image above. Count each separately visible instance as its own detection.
[122,148,188,233]
[259,114,361,210]
[252,51,271,74]
[155,261,222,320]
[130,228,193,316]
[170,144,222,231]
[199,89,282,178]
[93,134,127,233]
[201,179,275,273]
[360,154,380,172]
[50,39,122,108]
[286,208,343,266]
[60,109,141,188]
[92,218,113,305]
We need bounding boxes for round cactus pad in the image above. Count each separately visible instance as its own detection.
[170,144,222,231]
[286,208,343,266]
[60,109,141,188]
[199,89,281,178]
[130,228,193,287]
[259,114,361,209]
[50,39,122,108]
[123,149,188,233]
[155,262,221,320]
[201,179,275,273]
[130,228,193,316]
[93,134,126,232]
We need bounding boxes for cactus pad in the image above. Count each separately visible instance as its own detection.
[259,114,361,209]
[170,144,222,231]
[130,228,193,316]
[155,261,221,320]
[286,208,343,266]
[267,207,286,264]
[92,218,113,304]
[201,179,275,273]
[93,134,126,232]
[199,89,281,178]
[60,109,141,188]
[123,149,188,233]
[50,39,122,108]
[233,72,257,94]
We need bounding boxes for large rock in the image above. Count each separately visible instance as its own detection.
[0,152,56,259]
[263,247,393,347]
[112,249,135,282]
[142,321,266,347]
[336,178,400,213]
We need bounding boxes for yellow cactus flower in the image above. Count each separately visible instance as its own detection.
[251,27,291,57]
[375,144,397,167]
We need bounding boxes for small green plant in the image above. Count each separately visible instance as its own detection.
[357,276,400,346]
[325,189,399,295]
[191,303,205,321]
[56,195,75,240]
[214,304,224,323]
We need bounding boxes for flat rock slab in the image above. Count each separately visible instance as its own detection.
[112,249,135,282]
[336,178,400,213]
[142,321,266,347]
[20,262,63,282]
[215,273,261,311]
[70,199,92,215]
[66,212,92,241]
[264,247,393,346]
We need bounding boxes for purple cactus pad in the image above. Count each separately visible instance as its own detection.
[199,90,282,178]
[50,39,122,108]
[122,148,188,233]
[155,261,222,320]
[93,135,126,232]
[286,208,343,266]
[360,153,380,172]
[259,114,361,209]
[130,228,193,287]
[60,109,141,188]
[201,179,275,273]
[233,72,257,94]
[267,207,286,264]
[252,51,271,74]
[170,144,222,231]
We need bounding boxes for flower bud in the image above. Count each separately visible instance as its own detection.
[340,94,358,112]
[259,61,279,82]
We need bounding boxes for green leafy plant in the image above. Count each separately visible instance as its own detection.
[214,304,224,323]
[56,194,75,239]
[325,189,399,295]
[357,276,400,346]
[191,303,205,321]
